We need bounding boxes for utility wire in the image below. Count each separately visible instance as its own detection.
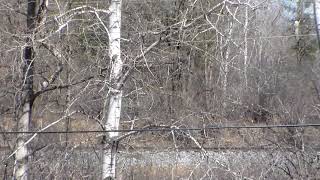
[1,124,320,134]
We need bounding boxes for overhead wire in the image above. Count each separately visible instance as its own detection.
[1,123,320,134]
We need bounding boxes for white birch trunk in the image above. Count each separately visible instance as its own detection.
[295,0,302,40]
[14,0,37,179]
[15,103,31,180]
[102,0,122,179]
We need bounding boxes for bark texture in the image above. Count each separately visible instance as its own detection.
[14,0,37,179]
[102,0,122,179]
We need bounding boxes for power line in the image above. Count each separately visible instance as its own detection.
[33,31,319,39]
[1,124,320,134]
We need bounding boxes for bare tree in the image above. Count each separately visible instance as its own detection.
[0,0,319,179]
[102,0,123,179]
[14,0,37,179]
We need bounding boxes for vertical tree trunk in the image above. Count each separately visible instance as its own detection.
[313,0,320,106]
[243,6,248,88]
[315,0,320,49]
[295,0,303,62]
[221,53,229,115]
[220,20,234,115]
[102,0,122,179]
[14,0,37,179]
[64,55,71,147]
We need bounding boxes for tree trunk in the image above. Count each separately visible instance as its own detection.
[102,0,122,179]
[243,6,248,88]
[313,0,320,102]
[315,0,320,49]
[220,20,234,115]
[14,0,37,179]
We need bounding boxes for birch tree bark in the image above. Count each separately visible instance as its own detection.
[102,0,122,179]
[14,0,37,179]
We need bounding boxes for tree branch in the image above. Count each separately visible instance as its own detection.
[33,75,94,99]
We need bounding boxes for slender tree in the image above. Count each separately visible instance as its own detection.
[315,0,320,48]
[102,0,122,179]
[14,0,37,179]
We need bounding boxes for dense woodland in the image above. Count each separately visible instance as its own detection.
[1,0,320,179]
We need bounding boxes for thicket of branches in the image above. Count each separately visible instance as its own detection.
[0,0,320,179]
